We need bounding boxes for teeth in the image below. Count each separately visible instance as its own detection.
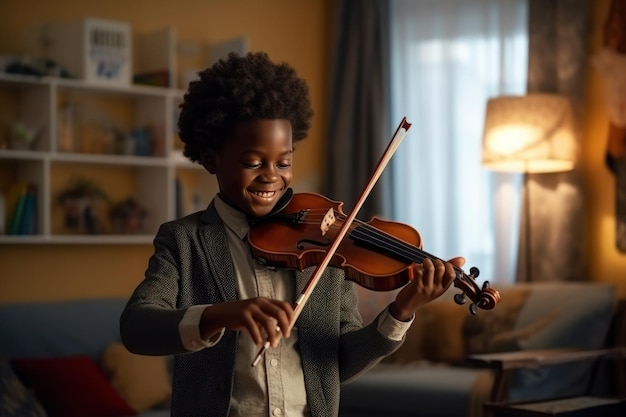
[252,191,276,198]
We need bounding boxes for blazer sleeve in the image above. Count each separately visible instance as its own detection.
[337,276,404,382]
[120,220,195,356]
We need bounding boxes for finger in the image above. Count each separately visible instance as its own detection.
[271,300,294,339]
[247,300,279,346]
[448,256,466,268]
[432,258,446,283]
[443,260,458,286]
[243,312,264,346]
[254,302,283,346]
[258,301,292,340]
[275,313,291,340]
[261,316,281,348]
[421,258,435,288]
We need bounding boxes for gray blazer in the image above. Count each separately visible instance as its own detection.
[120,202,403,417]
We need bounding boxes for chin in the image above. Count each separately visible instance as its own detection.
[248,206,273,219]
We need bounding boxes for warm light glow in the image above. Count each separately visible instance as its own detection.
[482,94,577,173]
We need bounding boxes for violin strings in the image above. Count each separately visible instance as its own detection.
[295,209,426,262]
[275,208,481,296]
[293,209,466,277]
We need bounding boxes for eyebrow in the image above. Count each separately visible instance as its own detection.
[239,148,294,156]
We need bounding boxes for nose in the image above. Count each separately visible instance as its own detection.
[259,164,279,182]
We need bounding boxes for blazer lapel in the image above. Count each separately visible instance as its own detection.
[199,203,238,303]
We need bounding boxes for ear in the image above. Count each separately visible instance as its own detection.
[202,150,219,174]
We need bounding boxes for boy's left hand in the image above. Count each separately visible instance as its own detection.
[389,257,465,321]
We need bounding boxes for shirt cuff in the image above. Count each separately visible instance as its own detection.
[376,305,414,341]
[179,304,225,351]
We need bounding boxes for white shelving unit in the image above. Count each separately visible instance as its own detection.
[0,72,218,244]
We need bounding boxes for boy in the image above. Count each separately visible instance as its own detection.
[120,52,464,417]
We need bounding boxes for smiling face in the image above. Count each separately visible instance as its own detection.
[204,119,293,218]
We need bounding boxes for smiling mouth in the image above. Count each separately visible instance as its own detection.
[250,190,278,199]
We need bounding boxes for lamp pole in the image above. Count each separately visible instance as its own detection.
[523,164,531,283]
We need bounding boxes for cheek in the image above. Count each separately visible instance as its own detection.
[219,168,249,191]
[282,170,293,185]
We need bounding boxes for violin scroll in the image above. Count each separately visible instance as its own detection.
[452,267,501,315]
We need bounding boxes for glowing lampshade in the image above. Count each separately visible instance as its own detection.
[482,94,576,173]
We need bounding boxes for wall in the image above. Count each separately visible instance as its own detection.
[585,0,626,298]
[1,0,625,303]
[0,0,334,302]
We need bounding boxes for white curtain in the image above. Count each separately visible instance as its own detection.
[387,0,528,285]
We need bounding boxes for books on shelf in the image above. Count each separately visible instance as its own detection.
[3,182,37,235]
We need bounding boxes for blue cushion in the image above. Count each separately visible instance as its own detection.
[515,282,615,350]
[0,298,128,360]
[510,282,616,401]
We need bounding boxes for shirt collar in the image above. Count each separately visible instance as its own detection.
[213,195,249,240]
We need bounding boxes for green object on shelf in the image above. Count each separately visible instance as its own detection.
[12,122,37,149]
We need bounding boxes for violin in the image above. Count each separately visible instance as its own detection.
[249,117,499,366]
[248,191,500,315]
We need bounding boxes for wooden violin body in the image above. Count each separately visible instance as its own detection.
[248,192,500,314]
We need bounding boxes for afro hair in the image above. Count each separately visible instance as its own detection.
[177,51,313,163]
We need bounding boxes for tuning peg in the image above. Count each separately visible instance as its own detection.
[469,266,480,278]
[469,303,478,315]
[454,292,467,305]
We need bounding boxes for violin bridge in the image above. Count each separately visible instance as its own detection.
[320,208,336,236]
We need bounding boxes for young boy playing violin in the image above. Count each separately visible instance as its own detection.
[120,51,465,417]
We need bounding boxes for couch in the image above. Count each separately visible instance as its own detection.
[339,281,624,417]
[0,298,171,417]
[0,282,621,417]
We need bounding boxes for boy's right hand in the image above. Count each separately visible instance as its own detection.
[200,297,294,347]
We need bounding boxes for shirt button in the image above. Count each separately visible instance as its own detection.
[270,358,278,366]
[273,407,282,416]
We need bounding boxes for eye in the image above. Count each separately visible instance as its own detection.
[242,160,262,169]
[277,160,292,169]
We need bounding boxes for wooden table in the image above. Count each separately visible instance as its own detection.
[467,347,626,417]
[467,347,626,403]
[484,395,626,417]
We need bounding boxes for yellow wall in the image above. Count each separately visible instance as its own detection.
[585,0,626,298]
[1,0,625,303]
[0,0,333,302]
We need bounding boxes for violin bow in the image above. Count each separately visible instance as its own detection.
[252,117,412,366]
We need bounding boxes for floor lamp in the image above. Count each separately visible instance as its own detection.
[481,93,576,282]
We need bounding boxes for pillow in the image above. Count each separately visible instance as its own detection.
[12,356,137,417]
[101,343,171,412]
[515,283,615,350]
[0,358,47,417]
[419,299,468,363]
[508,283,617,402]
[383,295,468,365]
[463,286,531,354]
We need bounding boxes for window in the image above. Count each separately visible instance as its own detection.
[388,0,528,284]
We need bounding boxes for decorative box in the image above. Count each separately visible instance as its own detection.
[47,18,132,86]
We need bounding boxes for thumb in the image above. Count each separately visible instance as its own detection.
[448,256,465,268]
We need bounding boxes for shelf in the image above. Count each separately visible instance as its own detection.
[0,150,48,160]
[0,149,171,166]
[0,234,155,245]
[0,71,215,244]
[0,73,173,97]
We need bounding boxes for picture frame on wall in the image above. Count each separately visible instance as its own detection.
[596,0,626,252]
